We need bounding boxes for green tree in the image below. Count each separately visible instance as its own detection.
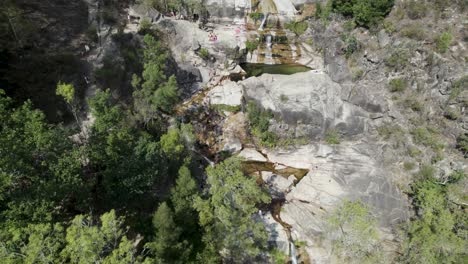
[87,89,167,208]
[63,210,140,263]
[0,90,85,227]
[194,158,271,262]
[327,200,384,263]
[401,170,467,263]
[133,35,180,123]
[146,202,191,263]
[331,0,394,27]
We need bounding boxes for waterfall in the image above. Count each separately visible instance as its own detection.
[258,12,269,31]
[266,35,272,49]
[290,241,298,264]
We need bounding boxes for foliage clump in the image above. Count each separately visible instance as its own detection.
[405,0,428,19]
[436,31,453,53]
[285,21,309,36]
[331,0,394,27]
[327,200,384,263]
[401,168,467,263]
[325,129,341,144]
[198,48,210,60]
[389,78,407,92]
[194,158,271,262]
[455,133,468,157]
[246,101,279,147]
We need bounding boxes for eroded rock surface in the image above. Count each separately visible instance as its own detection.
[262,143,409,263]
[241,71,386,139]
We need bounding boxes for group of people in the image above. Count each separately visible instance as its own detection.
[208,32,218,41]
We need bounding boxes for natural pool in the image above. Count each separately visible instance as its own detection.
[240,63,312,77]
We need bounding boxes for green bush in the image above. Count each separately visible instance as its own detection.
[411,127,444,151]
[343,35,359,58]
[138,18,152,34]
[245,40,259,54]
[279,94,289,103]
[211,104,241,113]
[249,12,264,25]
[407,146,422,157]
[285,21,308,36]
[385,48,410,70]
[331,0,394,28]
[403,97,423,112]
[246,101,278,147]
[406,0,428,19]
[403,162,416,171]
[198,48,210,60]
[455,133,468,157]
[401,23,427,40]
[448,75,468,103]
[436,31,453,53]
[325,129,340,144]
[389,78,407,92]
[383,19,396,34]
[444,107,461,120]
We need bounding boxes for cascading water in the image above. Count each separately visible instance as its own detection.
[290,241,298,264]
[263,35,274,64]
[258,12,269,31]
[266,35,272,49]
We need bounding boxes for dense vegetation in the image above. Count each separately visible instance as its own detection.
[401,168,467,263]
[0,15,271,260]
[330,0,394,27]
[1,0,467,263]
[246,101,278,147]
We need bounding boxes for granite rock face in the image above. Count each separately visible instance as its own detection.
[208,81,244,106]
[261,143,409,263]
[241,71,386,139]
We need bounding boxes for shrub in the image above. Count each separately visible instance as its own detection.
[448,75,468,103]
[138,18,152,34]
[406,0,428,19]
[249,12,264,25]
[279,94,289,103]
[444,107,461,120]
[377,123,404,140]
[383,20,396,34]
[245,40,259,54]
[401,23,427,40]
[436,31,453,53]
[270,248,287,264]
[411,127,444,151]
[211,104,241,113]
[325,129,340,144]
[455,133,468,157]
[404,162,416,171]
[198,48,210,60]
[331,0,394,28]
[246,101,278,147]
[389,78,407,92]
[343,35,359,58]
[385,48,410,70]
[403,97,423,112]
[285,21,308,36]
[407,146,422,157]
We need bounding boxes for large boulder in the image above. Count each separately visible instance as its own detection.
[208,81,243,106]
[263,143,410,263]
[241,71,385,139]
